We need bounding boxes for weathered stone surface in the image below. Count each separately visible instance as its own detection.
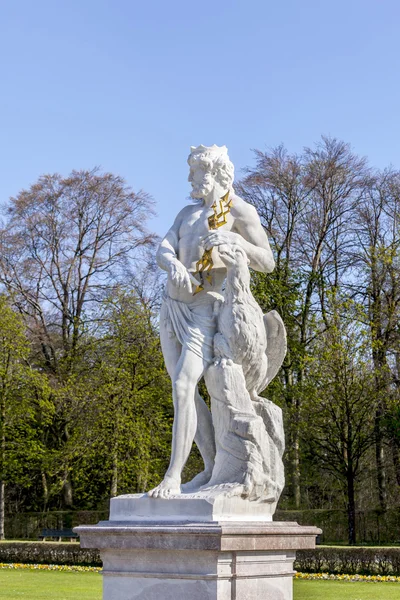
[204,360,285,508]
[76,520,320,552]
[149,144,286,508]
[75,520,321,600]
[109,492,275,523]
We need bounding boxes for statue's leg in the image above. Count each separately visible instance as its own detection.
[150,313,215,495]
[180,390,216,492]
[148,340,208,499]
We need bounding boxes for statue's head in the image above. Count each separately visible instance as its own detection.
[187,144,234,203]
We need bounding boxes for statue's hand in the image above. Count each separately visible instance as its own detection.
[203,230,241,250]
[169,259,193,292]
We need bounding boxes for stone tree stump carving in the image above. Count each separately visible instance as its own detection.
[204,244,286,509]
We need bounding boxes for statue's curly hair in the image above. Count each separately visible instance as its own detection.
[188,144,234,191]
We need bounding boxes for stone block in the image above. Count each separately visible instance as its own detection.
[109,492,276,523]
[75,511,320,600]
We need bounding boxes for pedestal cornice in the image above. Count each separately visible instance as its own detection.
[75,520,321,552]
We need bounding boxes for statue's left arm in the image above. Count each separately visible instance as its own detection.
[204,201,275,274]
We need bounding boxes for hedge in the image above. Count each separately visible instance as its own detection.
[0,542,101,567]
[295,547,400,576]
[1,543,400,575]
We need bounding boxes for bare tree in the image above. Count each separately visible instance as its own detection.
[0,168,156,375]
[352,169,400,507]
[239,137,368,508]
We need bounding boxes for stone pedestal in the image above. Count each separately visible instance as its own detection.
[75,495,320,600]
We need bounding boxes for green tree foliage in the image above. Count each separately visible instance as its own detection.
[0,296,52,538]
[0,169,157,509]
[68,289,172,506]
[303,295,375,544]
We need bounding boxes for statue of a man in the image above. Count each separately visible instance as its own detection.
[148,145,275,499]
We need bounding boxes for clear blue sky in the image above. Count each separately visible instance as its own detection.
[1,0,400,236]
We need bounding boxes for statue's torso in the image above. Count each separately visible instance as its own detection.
[178,203,235,272]
[166,203,235,304]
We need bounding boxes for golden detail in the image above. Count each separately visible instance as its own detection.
[192,191,232,294]
[208,192,233,230]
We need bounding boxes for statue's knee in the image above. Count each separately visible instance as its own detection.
[173,379,190,401]
[174,378,196,405]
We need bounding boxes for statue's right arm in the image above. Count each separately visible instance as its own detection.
[156,210,193,292]
[156,227,180,273]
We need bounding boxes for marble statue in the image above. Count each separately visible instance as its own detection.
[75,147,320,600]
[148,144,286,509]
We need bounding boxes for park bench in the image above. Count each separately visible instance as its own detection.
[39,528,78,542]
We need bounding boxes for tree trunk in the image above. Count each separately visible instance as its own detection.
[62,472,73,507]
[0,390,4,540]
[41,473,49,512]
[292,427,301,509]
[346,465,356,545]
[284,364,301,508]
[375,408,387,511]
[391,442,400,488]
[110,454,118,498]
[0,481,4,540]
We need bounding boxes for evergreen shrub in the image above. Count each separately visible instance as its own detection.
[0,543,101,566]
[295,547,400,575]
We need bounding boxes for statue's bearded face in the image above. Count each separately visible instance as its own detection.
[188,159,215,200]
[187,145,234,204]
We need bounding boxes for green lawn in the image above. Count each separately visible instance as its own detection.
[1,570,399,599]
[294,580,400,599]
[0,570,102,599]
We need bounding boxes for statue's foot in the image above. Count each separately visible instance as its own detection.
[181,469,213,493]
[147,476,181,499]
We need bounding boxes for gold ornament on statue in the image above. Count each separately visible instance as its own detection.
[192,191,232,294]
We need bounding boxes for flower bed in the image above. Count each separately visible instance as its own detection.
[295,572,400,583]
[1,563,400,583]
[0,563,100,572]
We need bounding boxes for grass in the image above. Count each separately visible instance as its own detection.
[1,569,399,599]
[0,570,101,599]
[294,580,400,599]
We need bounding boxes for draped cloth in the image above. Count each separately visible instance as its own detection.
[161,294,218,364]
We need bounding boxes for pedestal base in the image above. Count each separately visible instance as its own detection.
[76,517,320,600]
[109,492,276,522]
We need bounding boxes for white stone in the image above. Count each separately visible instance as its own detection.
[75,520,321,600]
[148,144,286,512]
[101,552,293,600]
[109,492,275,522]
